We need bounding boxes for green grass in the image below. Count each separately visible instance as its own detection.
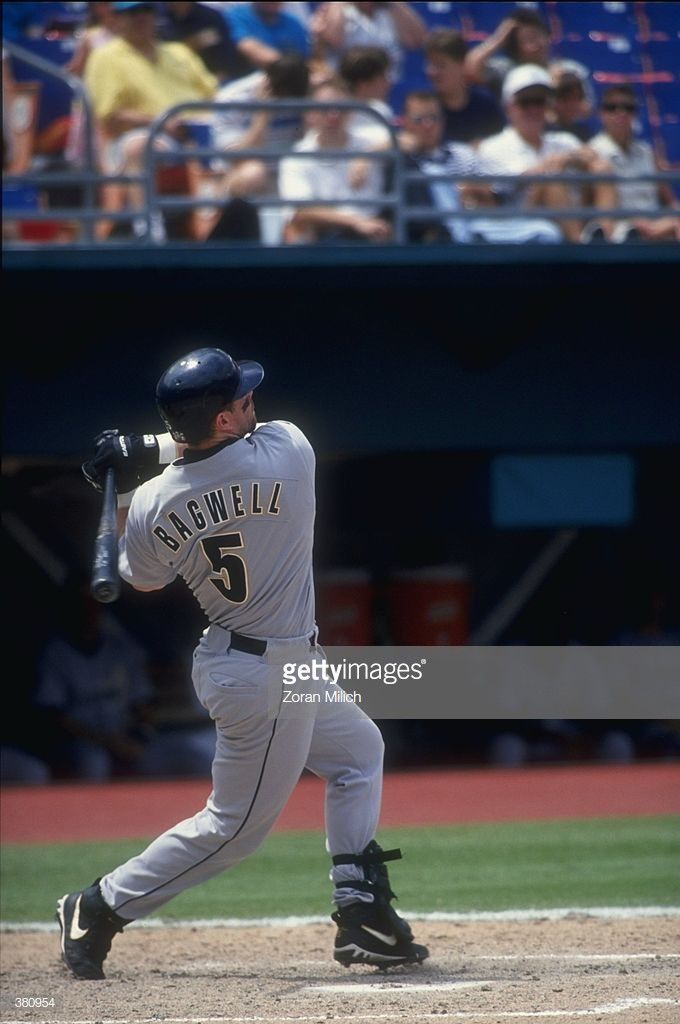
[2,817,678,923]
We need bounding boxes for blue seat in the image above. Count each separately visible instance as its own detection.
[390,49,429,115]
[554,2,637,38]
[657,122,680,165]
[412,2,464,32]
[2,183,41,213]
[648,80,680,121]
[555,35,642,75]
[640,1,680,34]
[642,38,680,72]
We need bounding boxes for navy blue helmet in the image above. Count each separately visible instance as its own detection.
[156,348,264,444]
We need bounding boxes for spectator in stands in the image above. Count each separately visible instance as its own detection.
[465,9,550,94]
[588,85,679,243]
[67,3,119,77]
[207,54,310,242]
[64,4,120,168]
[399,90,563,245]
[423,29,504,146]
[478,65,617,244]
[464,8,590,103]
[547,66,596,143]
[224,1,310,71]
[399,90,487,244]
[339,45,395,143]
[159,1,251,82]
[311,2,426,82]
[84,0,217,239]
[278,78,391,243]
[213,52,309,163]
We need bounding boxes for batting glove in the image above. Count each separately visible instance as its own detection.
[82,429,175,494]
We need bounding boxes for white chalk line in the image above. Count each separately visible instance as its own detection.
[307,981,497,993]
[1,1000,678,1023]
[3,905,679,933]
[471,952,680,961]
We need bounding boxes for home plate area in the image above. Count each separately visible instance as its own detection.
[2,914,679,1024]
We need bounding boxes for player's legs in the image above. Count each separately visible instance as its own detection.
[98,642,318,919]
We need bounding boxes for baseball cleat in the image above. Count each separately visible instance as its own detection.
[332,901,429,968]
[56,881,127,980]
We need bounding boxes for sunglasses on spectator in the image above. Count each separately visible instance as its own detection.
[409,113,443,124]
[601,102,637,113]
[515,94,550,108]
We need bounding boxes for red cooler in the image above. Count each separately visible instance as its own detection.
[316,569,373,645]
[388,565,470,645]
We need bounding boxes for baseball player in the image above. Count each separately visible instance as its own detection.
[57,347,428,978]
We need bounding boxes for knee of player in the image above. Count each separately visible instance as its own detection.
[359,719,386,774]
[371,720,386,759]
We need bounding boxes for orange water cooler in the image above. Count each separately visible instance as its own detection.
[316,569,374,645]
[388,565,470,645]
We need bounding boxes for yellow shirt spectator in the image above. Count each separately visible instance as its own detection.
[85,37,216,133]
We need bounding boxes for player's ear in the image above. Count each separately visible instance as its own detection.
[214,405,235,434]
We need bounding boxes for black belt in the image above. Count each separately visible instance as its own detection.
[229,631,267,656]
[226,629,316,657]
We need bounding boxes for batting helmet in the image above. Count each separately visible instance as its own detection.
[156,348,264,444]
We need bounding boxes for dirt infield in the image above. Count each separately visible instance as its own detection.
[2,915,679,1024]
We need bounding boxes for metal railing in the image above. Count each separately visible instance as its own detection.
[140,98,404,244]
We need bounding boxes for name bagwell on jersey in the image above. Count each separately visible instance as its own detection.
[153,479,283,551]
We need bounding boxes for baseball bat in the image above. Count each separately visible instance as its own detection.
[90,467,121,603]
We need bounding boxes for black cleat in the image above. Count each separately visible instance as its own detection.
[332,901,429,968]
[56,881,127,980]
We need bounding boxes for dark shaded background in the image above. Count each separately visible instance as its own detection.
[4,251,680,774]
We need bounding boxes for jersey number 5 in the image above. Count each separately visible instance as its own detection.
[201,533,248,604]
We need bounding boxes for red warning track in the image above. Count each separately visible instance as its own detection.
[2,763,678,844]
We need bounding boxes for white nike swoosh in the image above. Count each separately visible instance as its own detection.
[360,924,398,946]
[69,895,89,941]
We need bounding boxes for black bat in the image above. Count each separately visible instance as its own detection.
[90,468,121,603]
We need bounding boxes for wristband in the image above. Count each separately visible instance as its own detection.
[157,432,177,464]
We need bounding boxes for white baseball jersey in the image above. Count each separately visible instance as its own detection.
[119,420,315,638]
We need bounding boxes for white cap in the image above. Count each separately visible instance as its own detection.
[502,64,554,104]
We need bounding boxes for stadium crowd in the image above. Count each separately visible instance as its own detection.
[2,1,678,244]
